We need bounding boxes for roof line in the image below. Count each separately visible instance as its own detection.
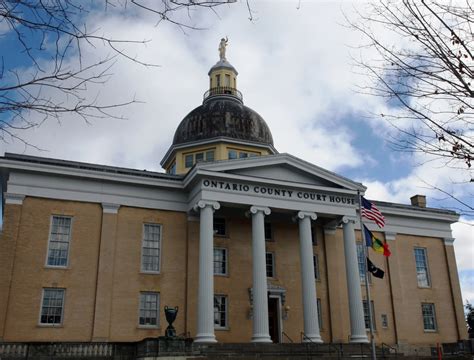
[2,153,183,181]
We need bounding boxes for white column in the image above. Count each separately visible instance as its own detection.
[297,211,323,343]
[250,205,272,343]
[342,216,369,343]
[194,200,220,343]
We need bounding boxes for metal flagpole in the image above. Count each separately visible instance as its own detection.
[358,190,376,360]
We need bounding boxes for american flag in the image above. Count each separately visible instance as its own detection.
[361,196,385,228]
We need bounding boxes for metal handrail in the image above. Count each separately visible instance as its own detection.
[381,342,398,358]
[300,333,343,360]
[328,343,343,360]
[203,86,243,102]
[281,331,294,343]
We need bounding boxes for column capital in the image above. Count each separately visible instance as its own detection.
[194,200,220,212]
[444,237,455,246]
[341,216,357,225]
[250,206,271,216]
[102,203,120,214]
[297,211,317,221]
[4,193,25,205]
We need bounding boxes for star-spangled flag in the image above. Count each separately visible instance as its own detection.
[361,196,385,228]
[367,258,385,279]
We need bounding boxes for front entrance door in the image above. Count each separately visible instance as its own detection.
[268,297,280,343]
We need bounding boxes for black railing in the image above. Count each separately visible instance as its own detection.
[203,86,243,102]
[0,342,136,359]
[381,342,398,358]
[281,331,294,343]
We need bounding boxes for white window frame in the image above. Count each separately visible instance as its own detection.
[138,292,160,328]
[140,223,162,274]
[414,247,431,288]
[45,215,73,268]
[39,288,65,326]
[213,247,228,276]
[228,149,237,160]
[363,300,376,330]
[357,243,370,284]
[205,150,215,162]
[184,154,194,168]
[214,294,228,329]
[266,252,275,278]
[421,303,437,332]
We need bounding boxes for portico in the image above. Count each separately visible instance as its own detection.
[188,155,369,344]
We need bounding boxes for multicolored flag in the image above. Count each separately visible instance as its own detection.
[363,225,391,257]
[367,258,385,279]
[361,196,385,228]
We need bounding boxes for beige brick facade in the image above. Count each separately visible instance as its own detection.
[0,196,467,346]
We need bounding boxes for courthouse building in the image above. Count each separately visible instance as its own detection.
[0,44,467,350]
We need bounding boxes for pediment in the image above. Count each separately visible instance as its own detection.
[192,153,365,192]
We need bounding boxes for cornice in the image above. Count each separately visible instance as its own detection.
[0,157,184,189]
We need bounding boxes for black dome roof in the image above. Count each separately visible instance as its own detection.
[172,98,274,146]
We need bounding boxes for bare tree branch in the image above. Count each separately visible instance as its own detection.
[348,0,473,213]
[0,0,236,148]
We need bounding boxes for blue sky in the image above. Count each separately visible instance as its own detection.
[1,1,472,304]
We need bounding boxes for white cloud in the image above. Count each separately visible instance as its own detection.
[1,0,472,303]
[453,219,474,272]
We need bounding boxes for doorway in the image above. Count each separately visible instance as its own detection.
[268,297,280,343]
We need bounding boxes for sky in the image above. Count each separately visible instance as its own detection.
[1,1,472,304]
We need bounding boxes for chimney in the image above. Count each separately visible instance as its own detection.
[410,195,426,208]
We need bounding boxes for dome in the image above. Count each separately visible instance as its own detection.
[208,59,238,75]
[172,97,274,146]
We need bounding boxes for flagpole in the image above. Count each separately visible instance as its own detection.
[358,190,377,360]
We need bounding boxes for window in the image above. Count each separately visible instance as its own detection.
[266,252,275,278]
[317,298,322,330]
[184,150,215,168]
[195,152,204,163]
[313,254,320,280]
[206,150,215,162]
[139,292,159,327]
[414,248,430,287]
[225,74,231,87]
[239,152,248,158]
[228,150,237,159]
[421,303,437,331]
[40,288,65,325]
[169,162,176,175]
[141,224,161,273]
[214,248,227,275]
[357,243,368,284]
[311,227,317,245]
[363,300,376,330]
[381,314,388,328]
[185,154,193,168]
[216,74,221,87]
[264,222,272,241]
[214,295,227,328]
[249,152,258,157]
[213,218,226,236]
[47,216,72,267]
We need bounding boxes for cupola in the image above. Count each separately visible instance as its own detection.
[161,39,276,175]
